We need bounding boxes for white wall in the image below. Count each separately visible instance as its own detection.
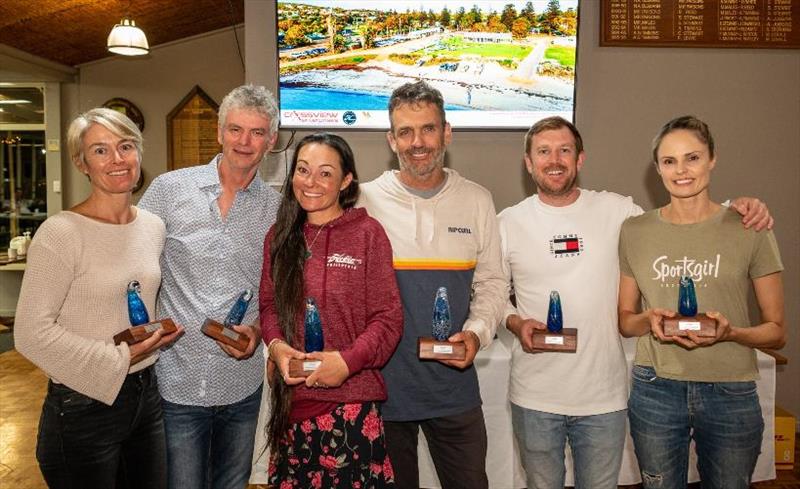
[64,26,246,205]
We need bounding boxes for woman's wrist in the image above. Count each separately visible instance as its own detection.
[267,338,287,360]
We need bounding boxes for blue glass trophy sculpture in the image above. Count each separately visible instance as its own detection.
[432,287,452,341]
[201,290,253,351]
[418,287,466,360]
[113,280,177,345]
[225,290,253,327]
[678,276,698,316]
[304,298,324,352]
[289,298,325,377]
[531,291,577,352]
[663,276,717,337]
[127,281,150,326]
[547,291,564,333]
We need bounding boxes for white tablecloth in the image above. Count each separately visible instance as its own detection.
[251,332,776,487]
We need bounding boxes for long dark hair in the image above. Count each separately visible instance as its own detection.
[266,133,359,458]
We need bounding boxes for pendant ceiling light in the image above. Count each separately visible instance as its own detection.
[107,18,149,56]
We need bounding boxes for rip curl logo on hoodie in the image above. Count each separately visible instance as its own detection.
[327,253,363,270]
[549,234,583,258]
[448,226,472,234]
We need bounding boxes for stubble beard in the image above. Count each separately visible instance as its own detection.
[534,164,577,197]
[397,146,446,181]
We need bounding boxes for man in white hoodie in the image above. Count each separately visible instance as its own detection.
[357,81,507,489]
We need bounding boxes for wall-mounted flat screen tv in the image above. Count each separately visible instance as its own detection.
[278,1,579,129]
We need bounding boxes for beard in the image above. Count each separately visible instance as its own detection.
[533,164,578,197]
[396,145,446,180]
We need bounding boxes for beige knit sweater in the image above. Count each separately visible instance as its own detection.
[15,208,165,405]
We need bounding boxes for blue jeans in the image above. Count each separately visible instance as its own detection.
[510,403,626,489]
[162,384,262,489]
[628,365,763,489]
[36,366,167,489]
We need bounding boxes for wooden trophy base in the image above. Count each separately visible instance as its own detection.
[417,337,466,360]
[288,358,322,378]
[200,319,249,351]
[113,318,177,345]
[663,313,717,337]
[531,328,578,353]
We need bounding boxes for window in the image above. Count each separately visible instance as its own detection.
[0,85,46,247]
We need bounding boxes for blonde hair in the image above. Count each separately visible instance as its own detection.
[67,108,143,170]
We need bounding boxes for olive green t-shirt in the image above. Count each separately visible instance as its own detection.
[619,207,783,382]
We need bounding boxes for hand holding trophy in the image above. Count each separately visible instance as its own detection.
[201,290,253,351]
[417,287,466,360]
[531,291,577,352]
[113,281,177,345]
[288,297,325,378]
[662,276,717,337]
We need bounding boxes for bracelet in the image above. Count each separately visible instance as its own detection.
[266,338,287,360]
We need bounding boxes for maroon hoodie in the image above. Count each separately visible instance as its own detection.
[260,207,402,422]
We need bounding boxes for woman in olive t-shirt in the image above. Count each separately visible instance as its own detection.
[617,115,785,489]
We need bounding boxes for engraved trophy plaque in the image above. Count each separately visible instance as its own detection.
[663,276,717,337]
[289,297,324,378]
[531,291,577,352]
[201,290,253,351]
[417,287,466,361]
[113,281,177,345]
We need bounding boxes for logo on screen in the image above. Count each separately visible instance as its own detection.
[342,111,357,125]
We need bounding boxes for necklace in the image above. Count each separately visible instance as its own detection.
[304,224,326,260]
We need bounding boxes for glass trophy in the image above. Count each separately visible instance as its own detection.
[531,291,577,352]
[663,276,717,337]
[289,297,325,378]
[417,287,466,360]
[201,290,253,351]
[113,281,177,345]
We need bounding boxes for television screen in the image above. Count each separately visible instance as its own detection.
[277,1,579,129]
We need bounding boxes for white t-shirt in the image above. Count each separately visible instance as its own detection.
[498,189,642,416]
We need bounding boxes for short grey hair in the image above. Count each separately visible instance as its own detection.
[67,107,143,169]
[388,81,446,131]
[218,85,279,135]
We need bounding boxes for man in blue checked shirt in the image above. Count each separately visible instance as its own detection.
[139,85,281,489]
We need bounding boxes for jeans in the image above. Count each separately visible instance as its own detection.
[510,403,626,489]
[36,366,167,489]
[384,406,488,489]
[161,384,262,489]
[628,365,763,489]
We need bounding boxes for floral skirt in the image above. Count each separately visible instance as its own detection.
[268,402,395,488]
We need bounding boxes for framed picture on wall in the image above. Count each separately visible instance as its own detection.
[167,86,221,171]
[103,97,145,132]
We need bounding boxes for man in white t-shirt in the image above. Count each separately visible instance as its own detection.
[498,116,772,489]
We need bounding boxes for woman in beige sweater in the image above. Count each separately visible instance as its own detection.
[14,108,183,489]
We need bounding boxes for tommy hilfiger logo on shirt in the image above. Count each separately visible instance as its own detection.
[549,234,583,258]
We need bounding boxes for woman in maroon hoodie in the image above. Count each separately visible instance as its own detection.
[260,133,402,488]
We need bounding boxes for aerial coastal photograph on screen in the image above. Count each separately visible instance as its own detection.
[277,0,579,129]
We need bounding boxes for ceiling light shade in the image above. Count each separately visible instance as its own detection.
[107,18,149,56]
